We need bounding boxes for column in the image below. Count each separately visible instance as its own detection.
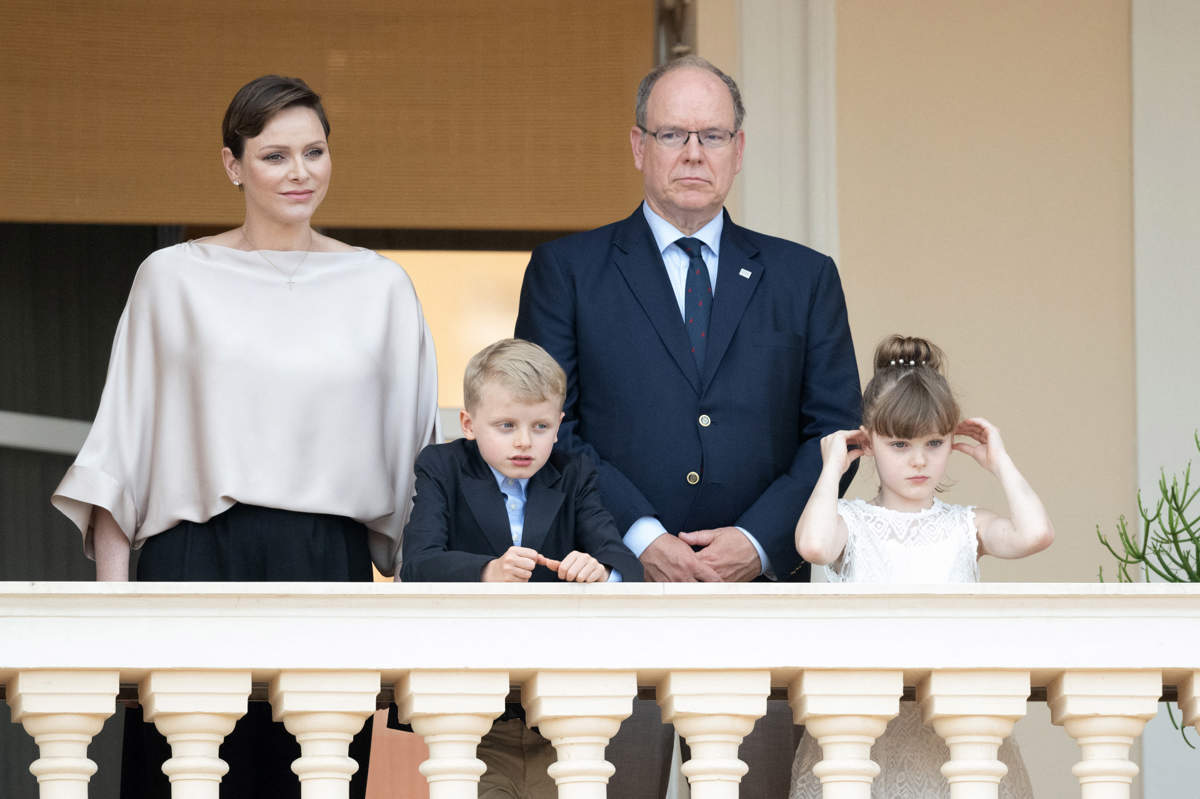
[139,670,251,799]
[1181,671,1200,734]
[522,670,637,799]
[269,670,380,799]
[657,670,770,799]
[1047,670,1162,799]
[788,669,902,799]
[918,670,1030,799]
[394,670,509,799]
[5,669,119,799]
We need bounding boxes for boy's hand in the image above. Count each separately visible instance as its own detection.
[482,546,540,582]
[537,551,608,582]
[820,428,867,476]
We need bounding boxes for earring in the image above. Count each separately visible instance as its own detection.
[233,179,240,187]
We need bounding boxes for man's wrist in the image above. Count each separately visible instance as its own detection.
[624,516,669,558]
[734,526,774,580]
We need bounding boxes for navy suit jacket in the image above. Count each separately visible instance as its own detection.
[515,207,861,580]
[399,438,643,582]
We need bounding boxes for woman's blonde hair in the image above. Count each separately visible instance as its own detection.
[463,338,567,412]
[861,335,960,438]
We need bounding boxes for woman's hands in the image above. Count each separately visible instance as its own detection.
[482,547,608,583]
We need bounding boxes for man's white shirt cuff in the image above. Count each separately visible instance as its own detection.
[623,516,669,557]
[736,526,775,580]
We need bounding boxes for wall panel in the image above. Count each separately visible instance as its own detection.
[1,1,651,229]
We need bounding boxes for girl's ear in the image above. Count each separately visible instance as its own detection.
[859,426,874,455]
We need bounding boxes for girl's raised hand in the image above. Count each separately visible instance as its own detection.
[953,417,1011,474]
[820,428,868,476]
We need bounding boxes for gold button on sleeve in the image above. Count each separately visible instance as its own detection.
[686,471,700,485]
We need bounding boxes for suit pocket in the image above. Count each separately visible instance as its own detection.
[755,331,806,350]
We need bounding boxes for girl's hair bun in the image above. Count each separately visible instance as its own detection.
[862,334,958,438]
[873,335,947,375]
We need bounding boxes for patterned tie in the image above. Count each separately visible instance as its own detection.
[676,237,712,368]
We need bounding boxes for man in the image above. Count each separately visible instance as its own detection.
[515,56,860,795]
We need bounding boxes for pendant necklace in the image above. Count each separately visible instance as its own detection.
[242,228,314,290]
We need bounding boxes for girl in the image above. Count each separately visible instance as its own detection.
[789,335,1053,799]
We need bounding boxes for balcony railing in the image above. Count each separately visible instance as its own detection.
[2,583,1199,799]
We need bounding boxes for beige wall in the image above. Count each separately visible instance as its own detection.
[785,0,1134,586]
[835,0,1134,584]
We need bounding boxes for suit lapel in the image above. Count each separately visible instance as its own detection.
[519,460,566,555]
[460,446,520,555]
[703,214,763,387]
[611,210,703,393]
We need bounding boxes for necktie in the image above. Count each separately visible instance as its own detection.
[676,237,712,367]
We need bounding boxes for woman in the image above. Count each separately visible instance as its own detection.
[52,75,440,797]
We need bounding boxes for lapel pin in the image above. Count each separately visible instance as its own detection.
[739,268,752,279]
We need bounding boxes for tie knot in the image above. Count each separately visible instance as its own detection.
[675,237,704,259]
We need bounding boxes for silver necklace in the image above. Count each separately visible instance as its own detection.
[241,228,313,290]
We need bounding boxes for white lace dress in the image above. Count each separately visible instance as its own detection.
[789,498,1033,799]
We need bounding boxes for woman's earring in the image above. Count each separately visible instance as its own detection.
[233,179,240,187]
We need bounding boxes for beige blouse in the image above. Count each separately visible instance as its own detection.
[52,241,440,575]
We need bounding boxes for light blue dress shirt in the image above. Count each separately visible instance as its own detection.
[488,465,622,582]
[621,203,774,579]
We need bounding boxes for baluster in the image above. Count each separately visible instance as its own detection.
[1181,671,1200,734]
[395,670,509,799]
[1047,670,1161,799]
[657,670,770,799]
[788,669,902,799]
[522,670,637,798]
[139,670,250,799]
[5,670,119,799]
[918,670,1030,799]
[269,670,380,799]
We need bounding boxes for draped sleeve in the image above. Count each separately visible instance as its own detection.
[366,261,441,575]
[52,250,171,557]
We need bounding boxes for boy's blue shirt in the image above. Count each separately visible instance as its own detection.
[486,464,623,582]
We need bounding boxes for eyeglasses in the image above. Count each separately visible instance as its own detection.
[638,126,737,149]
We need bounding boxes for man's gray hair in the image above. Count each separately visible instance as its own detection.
[634,55,746,132]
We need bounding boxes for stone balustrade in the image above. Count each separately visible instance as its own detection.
[2,583,1199,798]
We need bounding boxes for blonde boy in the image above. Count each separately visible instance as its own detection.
[399,338,641,797]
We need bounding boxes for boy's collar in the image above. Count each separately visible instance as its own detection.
[487,464,529,496]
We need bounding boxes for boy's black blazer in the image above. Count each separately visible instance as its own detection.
[399,438,643,582]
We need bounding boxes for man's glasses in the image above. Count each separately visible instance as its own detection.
[638,127,737,149]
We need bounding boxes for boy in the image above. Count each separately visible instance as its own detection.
[399,338,642,798]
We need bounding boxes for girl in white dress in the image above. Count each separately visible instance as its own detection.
[789,335,1055,799]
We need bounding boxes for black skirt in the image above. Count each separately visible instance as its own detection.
[122,504,374,799]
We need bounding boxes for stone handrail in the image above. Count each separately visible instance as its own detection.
[2,582,1199,799]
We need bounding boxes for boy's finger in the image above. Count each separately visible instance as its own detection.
[539,555,562,571]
